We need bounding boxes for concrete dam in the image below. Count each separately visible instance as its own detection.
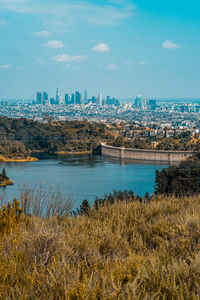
[101,143,194,163]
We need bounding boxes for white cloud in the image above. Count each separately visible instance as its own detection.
[0,64,12,69]
[44,40,64,48]
[107,62,118,70]
[34,30,51,38]
[92,43,110,52]
[0,0,134,27]
[53,54,88,63]
[162,40,181,49]
[0,19,8,26]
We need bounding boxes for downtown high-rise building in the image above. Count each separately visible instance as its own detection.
[56,88,60,104]
[36,91,49,105]
[75,91,82,105]
[56,88,63,105]
[43,92,49,104]
[97,93,102,106]
[84,90,88,105]
[71,93,75,104]
[65,93,70,105]
[135,95,147,108]
[36,92,43,104]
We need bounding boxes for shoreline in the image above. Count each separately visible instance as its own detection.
[32,150,93,155]
[55,150,92,155]
[0,178,14,187]
[0,155,38,163]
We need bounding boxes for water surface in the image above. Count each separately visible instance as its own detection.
[0,154,168,209]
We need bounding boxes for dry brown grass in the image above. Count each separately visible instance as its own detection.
[0,195,200,299]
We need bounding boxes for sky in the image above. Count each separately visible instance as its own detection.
[0,0,200,99]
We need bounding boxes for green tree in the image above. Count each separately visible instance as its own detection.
[1,168,6,179]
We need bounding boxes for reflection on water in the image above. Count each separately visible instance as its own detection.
[0,154,168,209]
[59,153,173,167]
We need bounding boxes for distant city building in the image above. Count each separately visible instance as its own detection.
[180,105,189,113]
[97,93,102,106]
[134,95,149,108]
[149,99,157,110]
[43,92,48,105]
[0,101,8,106]
[36,92,43,104]
[106,96,110,105]
[71,93,75,104]
[56,88,63,105]
[50,98,55,105]
[115,99,120,106]
[149,99,156,106]
[65,93,70,105]
[92,96,96,104]
[84,90,88,105]
[75,91,82,105]
[135,95,143,107]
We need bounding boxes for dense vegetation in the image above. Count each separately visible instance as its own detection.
[0,138,31,160]
[0,192,200,299]
[155,152,200,196]
[0,117,121,157]
[154,133,200,151]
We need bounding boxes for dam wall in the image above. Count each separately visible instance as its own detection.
[101,143,194,163]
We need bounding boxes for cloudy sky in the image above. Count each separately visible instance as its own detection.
[0,0,200,99]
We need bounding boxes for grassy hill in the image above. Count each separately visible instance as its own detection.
[0,195,199,299]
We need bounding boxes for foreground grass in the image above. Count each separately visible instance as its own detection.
[0,196,200,299]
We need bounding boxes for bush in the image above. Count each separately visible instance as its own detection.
[0,197,23,234]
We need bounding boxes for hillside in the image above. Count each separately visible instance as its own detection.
[0,117,119,155]
[1,117,199,160]
[0,195,199,299]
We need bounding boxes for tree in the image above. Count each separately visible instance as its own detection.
[1,168,6,178]
[78,200,91,215]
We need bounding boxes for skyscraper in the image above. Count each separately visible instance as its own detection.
[43,92,48,105]
[97,93,102,106]
[50,98,55,105]
[75,91,81,105]
[65,93,70,105]
[84,90,88,105]
[56,88,62,105]
[71,93,75,104]
[36,92,43,104]
[135,95,143,107]
[106,96,110,105]
[149,99,157,110]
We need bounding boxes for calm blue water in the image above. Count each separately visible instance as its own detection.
[0,154,168,209]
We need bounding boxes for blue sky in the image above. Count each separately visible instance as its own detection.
[0,0,200,99]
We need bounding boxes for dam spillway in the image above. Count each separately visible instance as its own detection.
[101,143,194,163]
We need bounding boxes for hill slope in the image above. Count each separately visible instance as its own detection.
[0,195,199,299]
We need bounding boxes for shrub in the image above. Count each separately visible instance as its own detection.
[0,197,23,234]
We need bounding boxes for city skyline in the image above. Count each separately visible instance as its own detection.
[36,88,120,106]
[0,0,200,99]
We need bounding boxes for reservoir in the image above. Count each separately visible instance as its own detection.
[0,154,168,209]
